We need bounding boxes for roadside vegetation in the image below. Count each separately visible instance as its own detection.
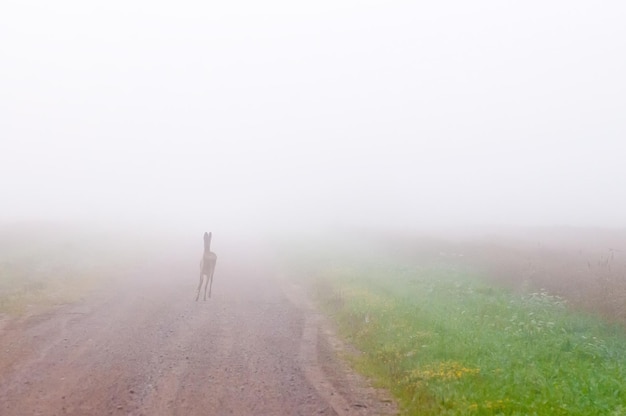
[0,223,163,315]
[281,234,626,415]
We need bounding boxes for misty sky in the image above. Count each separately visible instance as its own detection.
[2,1,625,232]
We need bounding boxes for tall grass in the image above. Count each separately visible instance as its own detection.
[294,254,626,415]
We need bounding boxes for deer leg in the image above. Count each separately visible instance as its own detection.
[203,271,210,301]
[208,264,215,299]
[196,265,204,301]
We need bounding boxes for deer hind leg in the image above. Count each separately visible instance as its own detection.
[203,268,210,301]
[196,261,204,301]
[207,262,216,299]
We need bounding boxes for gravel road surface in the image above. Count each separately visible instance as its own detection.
[0,255,396,416]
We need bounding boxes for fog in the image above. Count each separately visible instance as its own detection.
[2,1,625,236]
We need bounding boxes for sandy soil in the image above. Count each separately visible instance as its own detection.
[0,257,397,416]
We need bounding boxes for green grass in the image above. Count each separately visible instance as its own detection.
[293,254,626,415]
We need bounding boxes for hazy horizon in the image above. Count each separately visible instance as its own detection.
[2,1,625,234]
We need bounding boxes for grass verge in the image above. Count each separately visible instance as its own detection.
[0,260,105,315]
[291,252,626,415]
[0,224,160,316]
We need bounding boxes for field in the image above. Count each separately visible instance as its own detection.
[280,227,626,415]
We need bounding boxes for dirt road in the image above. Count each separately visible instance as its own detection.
[0,255,396,415]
